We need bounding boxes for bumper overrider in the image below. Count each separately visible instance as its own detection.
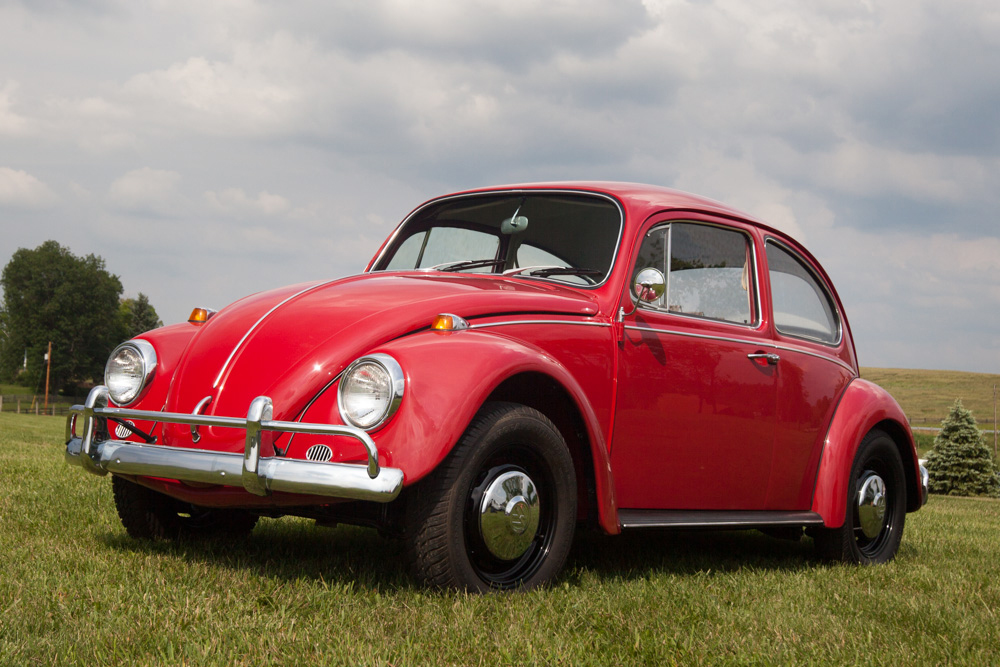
[65,386,404,503]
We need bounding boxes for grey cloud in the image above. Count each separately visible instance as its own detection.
[281,0,652,69]
[0,0,998,372]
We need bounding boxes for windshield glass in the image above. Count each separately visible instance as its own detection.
[372,192,622,286]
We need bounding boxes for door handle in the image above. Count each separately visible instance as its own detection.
[747,352,780,366]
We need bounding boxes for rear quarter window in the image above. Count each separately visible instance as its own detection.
[766,241,840,345]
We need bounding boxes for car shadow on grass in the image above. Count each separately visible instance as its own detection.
[99,519,416,591]
[98,518,833,592]
[564,527,820,583]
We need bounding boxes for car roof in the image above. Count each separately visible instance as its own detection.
[448,181,767,228]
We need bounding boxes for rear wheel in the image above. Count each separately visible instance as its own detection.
[814,430,906,564]
[408,403,577,592]
[112,476,259,541]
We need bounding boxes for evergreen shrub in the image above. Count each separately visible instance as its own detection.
[924,400,1000,497]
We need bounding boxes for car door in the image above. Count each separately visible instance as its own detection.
[762,238,855,510]
[611,219,778,510]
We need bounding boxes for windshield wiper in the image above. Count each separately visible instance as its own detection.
[430,259,505,272]
[526,267,603,278]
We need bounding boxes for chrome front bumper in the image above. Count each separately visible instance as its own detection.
[919,462,929,506]
[64,386,404,503]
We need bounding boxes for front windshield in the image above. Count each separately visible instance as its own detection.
[372,192,622,286]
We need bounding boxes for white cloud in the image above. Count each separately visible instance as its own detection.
[120,37,302,136]
[204,188,291,217]
[0,167,55,208]
[108,167,182,213]
[0,81,32,137]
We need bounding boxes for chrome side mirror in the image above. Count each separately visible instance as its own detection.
[633,267,665,303]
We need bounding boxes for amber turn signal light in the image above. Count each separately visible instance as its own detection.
[188,307,217,324]
[431,313,469,331]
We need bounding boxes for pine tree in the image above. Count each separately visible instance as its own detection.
[924,400,1000,497]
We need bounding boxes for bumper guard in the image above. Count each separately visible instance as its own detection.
[64,386,404,503]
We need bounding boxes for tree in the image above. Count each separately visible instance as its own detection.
[119,292,163,339]
[924,400,1000,497]
[0,241,125,391]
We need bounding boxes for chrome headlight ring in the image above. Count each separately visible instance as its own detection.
[104,339,157,406]
[337,353,405,432]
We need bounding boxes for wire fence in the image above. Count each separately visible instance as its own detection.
[0,394,87,417]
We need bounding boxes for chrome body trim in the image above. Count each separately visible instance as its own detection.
[213,279,342,389]
[190,395,212,443]
[64,386,403,503]
[623,324,856,375]
[470,319,612,330]
[618,509,825,530]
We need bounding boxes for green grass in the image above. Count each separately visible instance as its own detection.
[2,412,999,665]
[861,367,1000,426]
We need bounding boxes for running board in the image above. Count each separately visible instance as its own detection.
[618,510,824,530]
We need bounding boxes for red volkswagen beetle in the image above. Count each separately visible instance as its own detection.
[66,182,927,591]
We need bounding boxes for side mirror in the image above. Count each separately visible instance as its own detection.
[633,267,665,303]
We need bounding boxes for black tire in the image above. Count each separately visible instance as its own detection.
[112,476,259,541]
[814,430,906,564]
[407,402,577,592]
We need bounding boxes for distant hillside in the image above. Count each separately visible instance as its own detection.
[860,368,999,427]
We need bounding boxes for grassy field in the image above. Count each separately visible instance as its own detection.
[2,412,999,665]
[860,367,999,426]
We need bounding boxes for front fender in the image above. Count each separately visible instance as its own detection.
[371,328,620,534]
[811,378,921,527]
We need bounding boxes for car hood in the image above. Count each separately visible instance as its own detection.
[163,272,600,424]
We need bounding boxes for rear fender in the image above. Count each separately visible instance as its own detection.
[811,378,921,527]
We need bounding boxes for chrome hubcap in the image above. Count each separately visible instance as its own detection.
[479,470,540,560]
[857,472,887,539]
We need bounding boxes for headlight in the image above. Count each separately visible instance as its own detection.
[105,340,157,405]
[337,353,404,431]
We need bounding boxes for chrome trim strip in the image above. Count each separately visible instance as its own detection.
[622,324,855,374]
[771,342,856,374]
[623,324,772,349]
[213,280,341,389]
[618,509,824,530]
[470,319,612,330]
[65,386,403,502]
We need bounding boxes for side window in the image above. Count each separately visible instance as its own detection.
[632,222,755,326]
[383,227,500,271]
[766,241,840,345]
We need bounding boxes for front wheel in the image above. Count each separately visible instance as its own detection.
[407,403,577,591]
[814,430,906,564]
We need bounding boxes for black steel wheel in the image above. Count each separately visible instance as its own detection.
[408,402,577,592]
[112,475,259,541]
[814,430,906,564]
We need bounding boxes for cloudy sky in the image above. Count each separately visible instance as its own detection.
[1,0,997,373]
